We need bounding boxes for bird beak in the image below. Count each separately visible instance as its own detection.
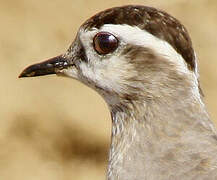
[19,55,71,78]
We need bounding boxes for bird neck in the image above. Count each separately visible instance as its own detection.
[106,90,216,180]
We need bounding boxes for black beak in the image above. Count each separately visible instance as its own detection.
[19,55,70,78]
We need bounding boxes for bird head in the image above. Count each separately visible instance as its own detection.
[19,5,201,105]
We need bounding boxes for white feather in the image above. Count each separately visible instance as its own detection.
[100,24,191,75]
[77,24,201,104]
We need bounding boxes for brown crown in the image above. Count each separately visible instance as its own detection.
[83,5,196,71]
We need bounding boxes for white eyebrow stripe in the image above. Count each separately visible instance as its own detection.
[100,24,191,75]
[99,24,201,104]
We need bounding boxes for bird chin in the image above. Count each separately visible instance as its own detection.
[56,67,78,80]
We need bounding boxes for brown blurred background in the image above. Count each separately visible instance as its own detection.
[0,0,217,179]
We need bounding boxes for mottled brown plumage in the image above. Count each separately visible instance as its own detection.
[84,5,195,71]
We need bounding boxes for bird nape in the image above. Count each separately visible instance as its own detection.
[19,5,217,180]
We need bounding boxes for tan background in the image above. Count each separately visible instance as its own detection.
[1,0,217,179]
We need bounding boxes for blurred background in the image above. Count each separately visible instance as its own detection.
[0,0,217,179]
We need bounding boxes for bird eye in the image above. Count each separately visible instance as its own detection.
[93,32,118,55]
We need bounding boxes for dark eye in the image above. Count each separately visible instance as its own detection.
[93,32,118,55]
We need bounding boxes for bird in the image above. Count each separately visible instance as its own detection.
[19,5,217,180]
